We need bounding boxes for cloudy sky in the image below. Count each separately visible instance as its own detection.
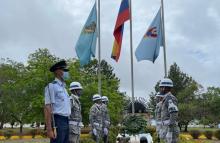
[1,0,220,99]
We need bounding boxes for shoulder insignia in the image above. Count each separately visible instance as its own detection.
[52,81,58,84]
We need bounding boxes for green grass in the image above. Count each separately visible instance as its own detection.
[0,138,49,143]
[179,140,219,143]
[188,127,218,132]
[0,128,44,135]
[1,127,219,143]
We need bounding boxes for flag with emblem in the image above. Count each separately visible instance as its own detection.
[111,0,130,62]
[135,8,163,63]
[75,3,97,66]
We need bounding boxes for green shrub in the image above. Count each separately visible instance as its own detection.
[3,130,13,139]
[189,130,201,139]
[214,129,220,140]
[81,127,91,134]
[179,134,188,142]
[152,132,159,143]
[80,134,96,143]
[0,130,3,136]
[108,126,120,143]
[80,138,96,143]
[40,130,47,138]
[30,129,39,138]
[204,130,213,139]
[145,126,156,136]
[122,115,147,135]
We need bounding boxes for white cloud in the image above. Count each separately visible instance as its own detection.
[0,0,220,100]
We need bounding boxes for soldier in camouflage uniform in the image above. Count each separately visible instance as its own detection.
[159,78,179,143]
[69,82,84,143]
[101,96,111,143]
[155,92,164,141]
[89,94,103,143]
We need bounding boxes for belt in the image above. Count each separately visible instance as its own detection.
[69,121,83,127]
[94,122,102,128]
[157,121,162,125]
[162,120,170,125]
[54,114,68,120]
[162,120,178,126]
[104,120,110,125]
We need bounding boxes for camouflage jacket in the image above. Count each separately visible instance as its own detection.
[69,94,82,122]
[89,103,103,130]
[161,92,178,126]
[155,101,162,122]
[101,104,110,128]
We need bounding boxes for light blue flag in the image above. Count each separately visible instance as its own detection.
[75,3,97,66]
[135,8,163,63]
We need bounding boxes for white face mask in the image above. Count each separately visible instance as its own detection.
[62,71,70,80]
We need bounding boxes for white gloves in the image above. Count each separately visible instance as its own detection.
[93,128,97,136]
[104,128,108,135]
[79,122,84,128]
[105,120,110,126]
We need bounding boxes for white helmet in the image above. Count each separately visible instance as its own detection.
[102,96,109,102]
[156,92,164,97]
[92,94,102,101]
[69,82,83,90]
[159,78,173,87]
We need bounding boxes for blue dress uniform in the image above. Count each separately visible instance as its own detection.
[44,60,71,143]
[45,78,71,143]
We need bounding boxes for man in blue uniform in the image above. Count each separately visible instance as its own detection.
[44,60,71,143]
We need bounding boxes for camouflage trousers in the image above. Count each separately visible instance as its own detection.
[69,133,80,143]
[156,123,162,135]
[102,131,108,143]
[160,125,179,143]
[92,128,102,143]
[69,124,81,143]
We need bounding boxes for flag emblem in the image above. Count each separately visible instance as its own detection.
[144,27,158,38]
[83,22,96,34]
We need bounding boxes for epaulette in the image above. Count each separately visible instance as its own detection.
[52,80,58,84]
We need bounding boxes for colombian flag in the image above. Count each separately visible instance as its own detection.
[111,0,130,62]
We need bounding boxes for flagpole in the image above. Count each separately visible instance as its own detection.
[129,0,135,115]
[161,0,167,77]
[97,0,102,95]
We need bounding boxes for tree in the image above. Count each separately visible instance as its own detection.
[168,63,201,132]
[25,48,58,124]
[0,59,30,132]
[0,49,58,132]
[197,87,220,126]
[0,48,126,130]
[0,59,24,129]
[177,82,198,131]
[147,92,157,117]
[168,63,196,96]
